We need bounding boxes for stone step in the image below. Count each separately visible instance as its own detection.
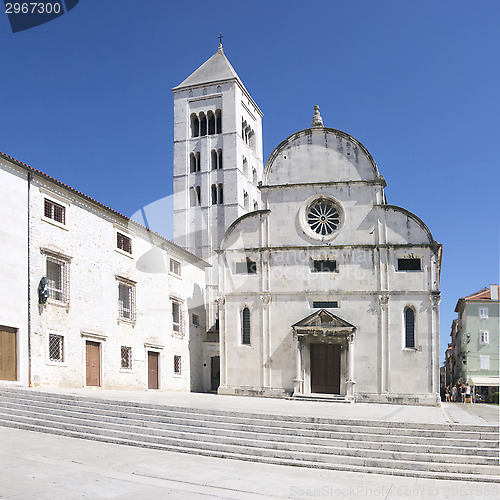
[0,400,497,456]
[0,416,498,482]
[0,406,496,464]
[0,390,496,438]
[0,387,498,481]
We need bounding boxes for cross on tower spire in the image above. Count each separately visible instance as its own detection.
[218,33,223,49]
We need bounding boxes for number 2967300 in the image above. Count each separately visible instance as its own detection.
[5,2,62,14]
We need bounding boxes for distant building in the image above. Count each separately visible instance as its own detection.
[451,285,499,401]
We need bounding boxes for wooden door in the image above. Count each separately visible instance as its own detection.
[310,343,341,394]
[0,326,17,381]
[211,356,220,391]
[85,341,101,387]
[148,351,159,389]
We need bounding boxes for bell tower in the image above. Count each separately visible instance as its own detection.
[172,42,264,332]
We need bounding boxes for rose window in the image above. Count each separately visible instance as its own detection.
[306,198,341,236]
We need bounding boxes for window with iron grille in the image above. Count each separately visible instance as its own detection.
[174,355,182,375]
[242,307,251,345]
[117,232,132,254]
[118,282,136,321]
[121,346,132,369]
[46,256,69,304]
[48,334,64,362]
[172,299,184,334]
[170,259,181,276]
[44,198,66,224]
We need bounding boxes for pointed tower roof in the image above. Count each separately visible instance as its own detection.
[172,47,244,90]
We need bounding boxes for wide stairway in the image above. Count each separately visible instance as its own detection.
[0,387,498,482]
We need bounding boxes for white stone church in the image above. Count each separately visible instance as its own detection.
[173,45,442,405]
[0,45,442,405]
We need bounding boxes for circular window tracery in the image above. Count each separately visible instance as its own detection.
[306,198,341,236]
[299,195,344,241]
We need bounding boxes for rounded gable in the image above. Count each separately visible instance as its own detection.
[263,127,380,186]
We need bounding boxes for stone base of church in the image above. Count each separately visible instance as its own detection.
[355,392,441,406]
[218,385,292,398]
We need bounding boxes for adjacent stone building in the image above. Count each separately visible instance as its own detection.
[174,47,443,405]
[0,152,207,391]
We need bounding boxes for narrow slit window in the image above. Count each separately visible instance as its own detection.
[405,307,415,348]
[242,308,251,345]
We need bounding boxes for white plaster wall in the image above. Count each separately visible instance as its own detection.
[0,160,29,386]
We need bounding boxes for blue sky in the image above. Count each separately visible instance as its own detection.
[1,1,498,362]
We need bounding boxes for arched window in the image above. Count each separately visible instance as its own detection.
[253,201,258,211]
[211,184,217,205]
[208,111,215,135]
[217,149,223,169]
[243,191,249,210]
[190,153,196,173]
[242,157,248,177]
[190,114,199,137]
[218,184,224,204]
[252,168,257,185]
[195,186,201,205]
[242,307,251,345]
[215,109,222,134]
[195,152,201,172]
[405,307,415,348]
[200,113,207,136]
[211,150,217,170]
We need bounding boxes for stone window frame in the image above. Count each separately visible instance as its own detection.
[173,354,182,377]
[299,194,344,242]
[46,331,66,366]
[479,307,489,320]
[115,227,134,258]
[120,345,133,371]
[403,305,417,350]
[43,250,71,308]
[171,296,185,338]
[240,306,251,346]
[169,258,182,278]
[41,192,69,230]
[479,355,490,370]
[396,256,423,272]
[116,276,137,323]
[479,330,489,344]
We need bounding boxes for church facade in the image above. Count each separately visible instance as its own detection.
[174,47,442,405]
